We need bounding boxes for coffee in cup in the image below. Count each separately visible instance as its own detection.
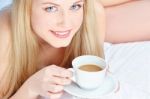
[72,55,107,90]
[79,64,103,72]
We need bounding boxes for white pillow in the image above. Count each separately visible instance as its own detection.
[104,41,150,94]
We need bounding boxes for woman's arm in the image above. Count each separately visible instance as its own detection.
[105,0,150,43]
[99,0,133,7]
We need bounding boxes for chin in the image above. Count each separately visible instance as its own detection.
[51,42,70,48]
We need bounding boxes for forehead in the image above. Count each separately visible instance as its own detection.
[32,0,83,4]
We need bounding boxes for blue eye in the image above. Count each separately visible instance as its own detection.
[45,6,58,12]
[70,4,82,11]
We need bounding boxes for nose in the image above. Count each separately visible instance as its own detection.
[57,10,71,27]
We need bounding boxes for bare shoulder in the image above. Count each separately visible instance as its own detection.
[0,7,11,33]
[0,8,11,79]
[0,8,11,41]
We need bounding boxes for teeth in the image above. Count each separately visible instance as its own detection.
[51,30,71,38]
[55,31,69,35]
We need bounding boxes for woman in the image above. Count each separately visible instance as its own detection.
[0,0,105,98]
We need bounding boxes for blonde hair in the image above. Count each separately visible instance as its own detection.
[0,0,104,98]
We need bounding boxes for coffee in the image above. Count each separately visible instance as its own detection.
[79,64,102,72]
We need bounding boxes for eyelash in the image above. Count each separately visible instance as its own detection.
[44,3,83,13]
[70,4,83,11]
[45,6,58,12]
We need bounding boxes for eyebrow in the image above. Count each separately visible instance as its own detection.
[74,0,83,4]
[42,0,83,6]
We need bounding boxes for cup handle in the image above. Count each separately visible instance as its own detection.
[67,68,76,82]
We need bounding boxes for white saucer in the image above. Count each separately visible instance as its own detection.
[64,75,118,98]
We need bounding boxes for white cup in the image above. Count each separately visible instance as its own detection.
[72,55,107,90]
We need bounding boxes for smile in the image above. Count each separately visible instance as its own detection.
[50,30,71,39]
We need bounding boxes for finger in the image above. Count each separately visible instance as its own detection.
[51,76,72,85]
[51,65,73,78]
[45,65,73,78]
[46,91,63,99]
[45,83,64,93]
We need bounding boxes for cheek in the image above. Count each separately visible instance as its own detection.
[31,7,60,29]
[31,8,53,35]
[76,16,83,27]
[31,15,59,35]
[72,12,83,29]
[73,11,83,27]
[31,14,47,34]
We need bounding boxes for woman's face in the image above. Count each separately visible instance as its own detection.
[31,0,84,48]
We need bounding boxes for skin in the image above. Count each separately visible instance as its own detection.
[99,0,132,7]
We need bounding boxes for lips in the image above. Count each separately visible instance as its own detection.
[50,30,71,39]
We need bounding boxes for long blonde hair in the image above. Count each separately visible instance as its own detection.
[0,0,104,98]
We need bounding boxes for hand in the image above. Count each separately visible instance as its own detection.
[12,65,73,99]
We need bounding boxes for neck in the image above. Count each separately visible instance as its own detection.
[38,41,66,69]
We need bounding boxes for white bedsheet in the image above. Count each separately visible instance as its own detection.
[104,41,150,94]
[103,41,150,99]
